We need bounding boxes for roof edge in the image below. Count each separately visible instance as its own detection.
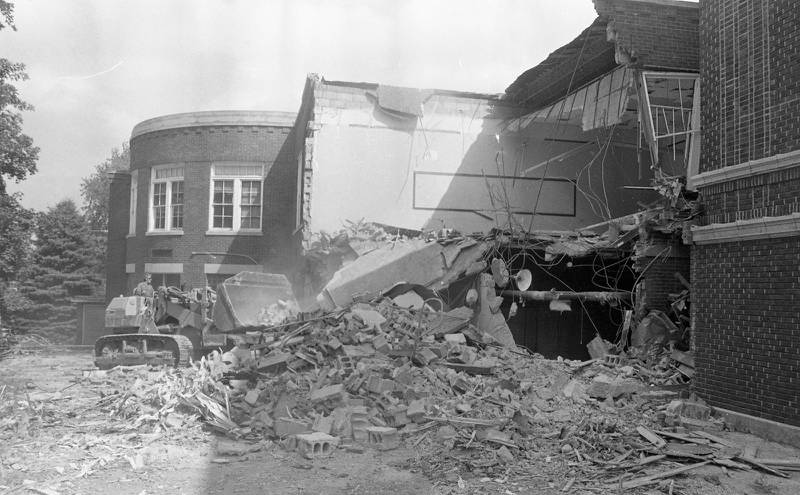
[604,0,698,8]
[131,110,298,139]
[320,77,506,103]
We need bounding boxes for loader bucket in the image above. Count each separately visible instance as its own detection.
[212,272,299,332]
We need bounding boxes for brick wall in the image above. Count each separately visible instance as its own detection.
[693,0,800,427]
[114,122,300,293]
[595,0,699,71]
[692,239,800,426]
[106,173,130,301]
[700,0,800,174]
[699,168,800,225]
[635,251,689,316]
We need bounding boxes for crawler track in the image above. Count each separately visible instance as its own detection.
[94,333,194,369]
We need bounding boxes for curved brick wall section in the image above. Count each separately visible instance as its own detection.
[107,111,300,295]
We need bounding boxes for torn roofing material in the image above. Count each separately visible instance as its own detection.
[504,0,699,109]
[505,66,635,133]
[504,17,615,109]
[375,85,433,117]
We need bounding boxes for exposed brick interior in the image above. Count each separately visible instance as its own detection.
[107,120,301,296]
[692,239,800,426]
[635,252,689,316]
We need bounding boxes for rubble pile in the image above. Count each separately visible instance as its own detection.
[88,296,796,490]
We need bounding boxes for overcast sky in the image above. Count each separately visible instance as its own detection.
[2,0,598,211]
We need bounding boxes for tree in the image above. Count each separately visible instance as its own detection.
[80,142,129,230]
[0,191,33,328]
[7,200,104,342]
[0,1,14,31]
[0,191,32,281]
[1,1,39,194]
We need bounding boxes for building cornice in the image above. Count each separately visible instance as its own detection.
[689,149,800,188]
[691,213,800,244]
[131,110,297,139]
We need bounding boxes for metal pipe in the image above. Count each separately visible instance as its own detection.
[500,289,630,303]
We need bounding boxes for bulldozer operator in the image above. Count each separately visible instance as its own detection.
[133,273,155,298]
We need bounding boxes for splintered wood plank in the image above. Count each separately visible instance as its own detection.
[637,426,667,448]
[618,461,711,489]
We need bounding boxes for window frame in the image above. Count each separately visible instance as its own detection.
[128,170,138,236]
[148,165,185,233]
[207,162,265,233]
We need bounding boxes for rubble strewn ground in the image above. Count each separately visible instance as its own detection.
[2,306,800,495]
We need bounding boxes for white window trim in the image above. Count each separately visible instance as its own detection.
[208,162,265,234]
[128,170,138,236]
[148,164,185,233]
[203,263,263,274]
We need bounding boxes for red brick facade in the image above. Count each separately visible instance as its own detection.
[692,0,800,426]
[106,111,301,298]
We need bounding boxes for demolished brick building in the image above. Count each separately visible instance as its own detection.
[104,0,798,437]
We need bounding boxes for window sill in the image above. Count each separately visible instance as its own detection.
[145,230,184,236]
[205,230,262,236]
[126,233,136,239]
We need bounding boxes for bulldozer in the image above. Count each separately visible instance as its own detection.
[94,272,299,369]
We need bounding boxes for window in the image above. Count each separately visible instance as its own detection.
[150,273,181,288]
[212,180,234,228]
[208,163,264,232]
[149,165,184,232]
[128,170,138,235]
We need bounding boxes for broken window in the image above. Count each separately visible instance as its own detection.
[637,72,700,179]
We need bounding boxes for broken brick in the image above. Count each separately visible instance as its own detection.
[309,383,345,403]
[313,414,334,435]
[372,334,390,353]
[274,417,312,437]
[256,352,290,373]
[407,399,427,422]
[443,333,467,344]
[367,426,400,450]
[286,432,340,457]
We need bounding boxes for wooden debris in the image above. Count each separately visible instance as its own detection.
[617,461,711,489]
[735,456,790,478]
[637,426,666,448]
[692,431,739,448]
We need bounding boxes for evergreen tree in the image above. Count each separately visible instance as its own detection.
[8,200,103,342]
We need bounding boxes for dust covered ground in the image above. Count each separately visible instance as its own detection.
[2,348,800,495]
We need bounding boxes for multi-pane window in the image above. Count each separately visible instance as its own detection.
[212,180,234,228]
[209,163,264,231]
[240,180,262,228]
[152,182,167,229]
[171,181,184,229]
[149,165,184,232]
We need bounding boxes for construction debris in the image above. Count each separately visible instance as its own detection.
[70,288,795,493]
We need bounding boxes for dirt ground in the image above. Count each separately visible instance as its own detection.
[2,349,800,495]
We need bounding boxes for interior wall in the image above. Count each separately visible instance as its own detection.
[305,84,656,235]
